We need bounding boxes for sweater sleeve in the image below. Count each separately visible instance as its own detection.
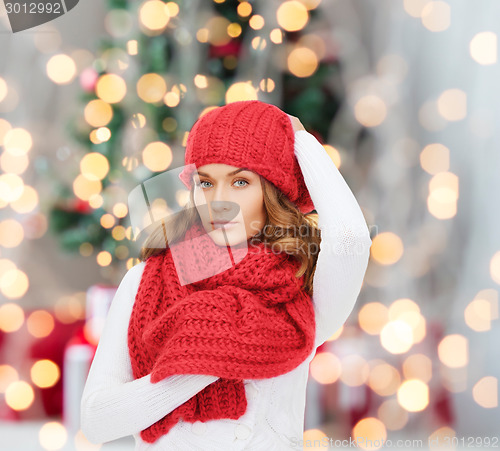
[294,130,372,348]
[80,261,219,445]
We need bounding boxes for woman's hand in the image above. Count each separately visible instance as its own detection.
[287,114,306,132]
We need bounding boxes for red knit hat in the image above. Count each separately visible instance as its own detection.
[179,100,315,214]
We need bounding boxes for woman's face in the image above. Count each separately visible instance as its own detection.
[193,164,267,247]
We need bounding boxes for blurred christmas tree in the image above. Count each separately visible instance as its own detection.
[47,0,343,277]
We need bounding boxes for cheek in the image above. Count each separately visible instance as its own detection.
[193,189,204,205]
[242,190,265,222]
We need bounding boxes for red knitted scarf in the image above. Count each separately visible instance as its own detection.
[127,221,316,443]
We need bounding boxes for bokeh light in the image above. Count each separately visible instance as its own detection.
[420,143,450,175]
[421,1,451,32]
[249,14,265,30]
[137,73,167,103]
[139,0,171,32]
[470,32,498,65]
[397,379,429,412]
[277,1,309,32]
[287,47,318,77]
[270,28,283,44]
[100,213,116,229]
[310,352,341,384]
[380,320,413,354]
[0,148,30,175]
[95,74,127,104]
[465,298,493,332]
[259,78,275,93]
[84,100,113,127]
[251,37,266,51]
[0,269,29,299]
[94,127,111,143]
[370,232,404,265]
[113,202,128,218]
[438,334,468,368]
[31,360,61,388]
[142,142,173,172]
[352,417,387,450]
[437,89,467,121]
[237,2,252,18]
[354,95,387,127]
[490,251,500,284]
[225,82,258,102]
[358,302,389,335]
[27,310,55,338]
[97,251,112,267]
[46,54,77,84]
[0,173,24,203]
[39,421,68,451]
[403,0,430,18]
[10,185,39,214]
[73,174,102,201]
[0,218,24,248]
[80,153,110,181]
[166,1,179,17]
[3,127,33,156]
[5,380,35,411]
[0,302,25,332]
[472,376,498,408]
[427,171,459,220]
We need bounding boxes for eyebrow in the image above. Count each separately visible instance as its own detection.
[196,167,252,177]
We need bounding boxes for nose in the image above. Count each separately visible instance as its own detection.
[208,186,240,219]
[210,200,231,213]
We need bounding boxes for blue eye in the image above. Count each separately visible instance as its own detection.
[193,180,210,187]
[196,179,249,188]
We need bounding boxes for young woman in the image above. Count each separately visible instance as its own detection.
[80,100,372,450]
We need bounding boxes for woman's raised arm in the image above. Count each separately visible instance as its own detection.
[293,130,372,348]
[80,261,219,444]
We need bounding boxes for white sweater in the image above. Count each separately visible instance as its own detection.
[80,130,372,451]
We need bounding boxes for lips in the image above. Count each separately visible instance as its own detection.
[211,221,237,228]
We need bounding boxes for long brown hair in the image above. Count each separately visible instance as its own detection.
[139,173,321,296]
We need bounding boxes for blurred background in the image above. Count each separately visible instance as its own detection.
[1,0,499,449]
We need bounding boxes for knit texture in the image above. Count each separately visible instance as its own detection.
[178,100,315,214]
[127,220,316,444]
